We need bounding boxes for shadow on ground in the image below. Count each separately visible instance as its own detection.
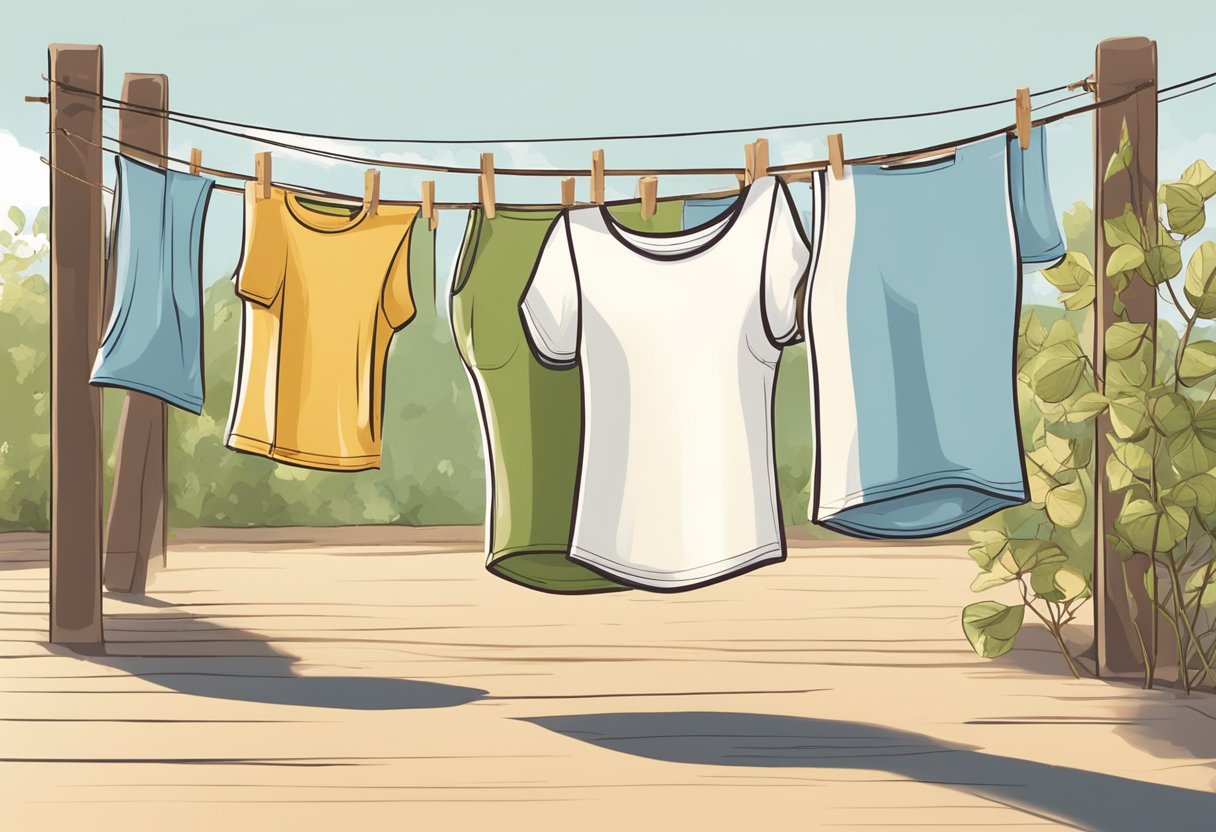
[521,710,1216,831]
[60,595,486,711]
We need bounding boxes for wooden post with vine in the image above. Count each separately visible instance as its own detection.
[1093,36,1159,677]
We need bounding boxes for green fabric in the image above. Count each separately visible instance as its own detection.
[451,201,682,592]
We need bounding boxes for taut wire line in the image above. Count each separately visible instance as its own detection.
[45,76,1078,145]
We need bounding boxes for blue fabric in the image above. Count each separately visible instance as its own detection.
[810,135,1027,538]
[91,155,213,413]
[1009,125,1065,269]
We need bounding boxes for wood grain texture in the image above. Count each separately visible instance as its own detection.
[3,528,1215,829]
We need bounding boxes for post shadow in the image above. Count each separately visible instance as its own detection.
[519,710,1216,830]
[59,597,487,711]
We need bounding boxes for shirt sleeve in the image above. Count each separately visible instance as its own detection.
[520,212,580,366]
[380,213,418,330]
[762,178,813,346]
[234,182,287,306]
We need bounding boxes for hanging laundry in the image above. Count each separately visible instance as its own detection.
[521,178,810,591]
[1009,125,1065,270]
[90,155,214,413]
[226,185,419,471]
[452,199,682,593]
[806,136,1028,539]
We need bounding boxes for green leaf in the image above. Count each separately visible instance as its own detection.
[1022,310,1047,350]
[962,601,1025,659]
[1021,342,1088,403]
[31,206,49,238]
[1161,181,1206,238]
[1150,392,1193,436]
[1104,122,1133,183]
[1005,539,1068,572]
[1054,566,1090,602]
[1178,340,1216,386]
[6,206,26,233]
[1166,474,1216,516]
[1062,283,1096,311]
[967,529,1007,571]
[1046,478,1086,528]
[1193,401,1216,449]
[1105,322,1150,361]
[1108,394,1151,441]
[1184,241,1216,319]
[1116,499,1190,553]
[1167,428,1216,478]
[1143,242,1184,286]
[1042,252,1094,293]
[1030,564,1065,602]
[1064,391,1109,423]
[1180,159,1216,200]
[1103,204,1143,248]
[971,560,1018,592]
[1106,243,1145,278]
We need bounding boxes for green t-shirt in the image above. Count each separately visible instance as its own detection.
[451,201,683,592]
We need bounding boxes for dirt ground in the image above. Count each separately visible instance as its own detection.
[1,527,1215,831]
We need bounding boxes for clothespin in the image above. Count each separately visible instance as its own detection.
[826,134,845,181]
[745,138,769,184]
[479,152,496,219]
[561,177,575,207]
[591,149,605,205]
[1015,87,1032,150]
[189,148,202,176]
[421,180,436,231]
[364,168,380,217]
[639,176,658,221]
[254,151,272,199]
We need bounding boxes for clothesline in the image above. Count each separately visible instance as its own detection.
[41,71,1214,211]
[47,75,1083,145]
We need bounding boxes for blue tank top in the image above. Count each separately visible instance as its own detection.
[91,155,214,413]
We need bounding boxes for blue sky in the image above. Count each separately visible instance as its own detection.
[0,0,1213,309]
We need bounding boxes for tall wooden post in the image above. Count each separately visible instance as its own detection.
[48,44,104,644]
[1093,37,1159,676]
[102,74,169,595]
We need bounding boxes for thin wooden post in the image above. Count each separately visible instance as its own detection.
[1093,36,1159,677]
[48,44,104,643]
[102,74,170,595]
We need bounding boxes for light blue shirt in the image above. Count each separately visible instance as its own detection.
[807,135,1027,538]
[91,155,213,413]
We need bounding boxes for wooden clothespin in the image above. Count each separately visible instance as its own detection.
[561,177,575,207]
[745,138,769,184]
[591,149,605,205]
[421,180,436,231]
[254,151,272,199]
[479,152,496,219]
[639,176,658,221]
[826,134,845,181]
[364,169,380,217]
[189,148,202,176]
[1015,87,1032,150]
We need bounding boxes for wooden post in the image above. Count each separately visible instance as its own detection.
[48,44,104,643]
[1093,37,1159,677]
[102,74,169,595]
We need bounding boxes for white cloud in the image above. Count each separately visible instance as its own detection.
[0,131,49,214]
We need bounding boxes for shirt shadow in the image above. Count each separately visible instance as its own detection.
[518,710,1216,830]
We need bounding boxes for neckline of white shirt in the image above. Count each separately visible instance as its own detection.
[591,180,762,262]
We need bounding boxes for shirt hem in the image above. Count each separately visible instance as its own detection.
[225,433,382,471]
[568,541,785,591]
[814,472,1028,539]
[89,374,203,414]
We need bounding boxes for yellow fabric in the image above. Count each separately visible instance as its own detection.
[226,183,420,471]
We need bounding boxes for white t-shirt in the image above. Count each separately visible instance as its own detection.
[520,176,811,590]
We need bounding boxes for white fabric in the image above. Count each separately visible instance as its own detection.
[521,177,811,590]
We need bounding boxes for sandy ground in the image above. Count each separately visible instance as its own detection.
[1,526,1214,831]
